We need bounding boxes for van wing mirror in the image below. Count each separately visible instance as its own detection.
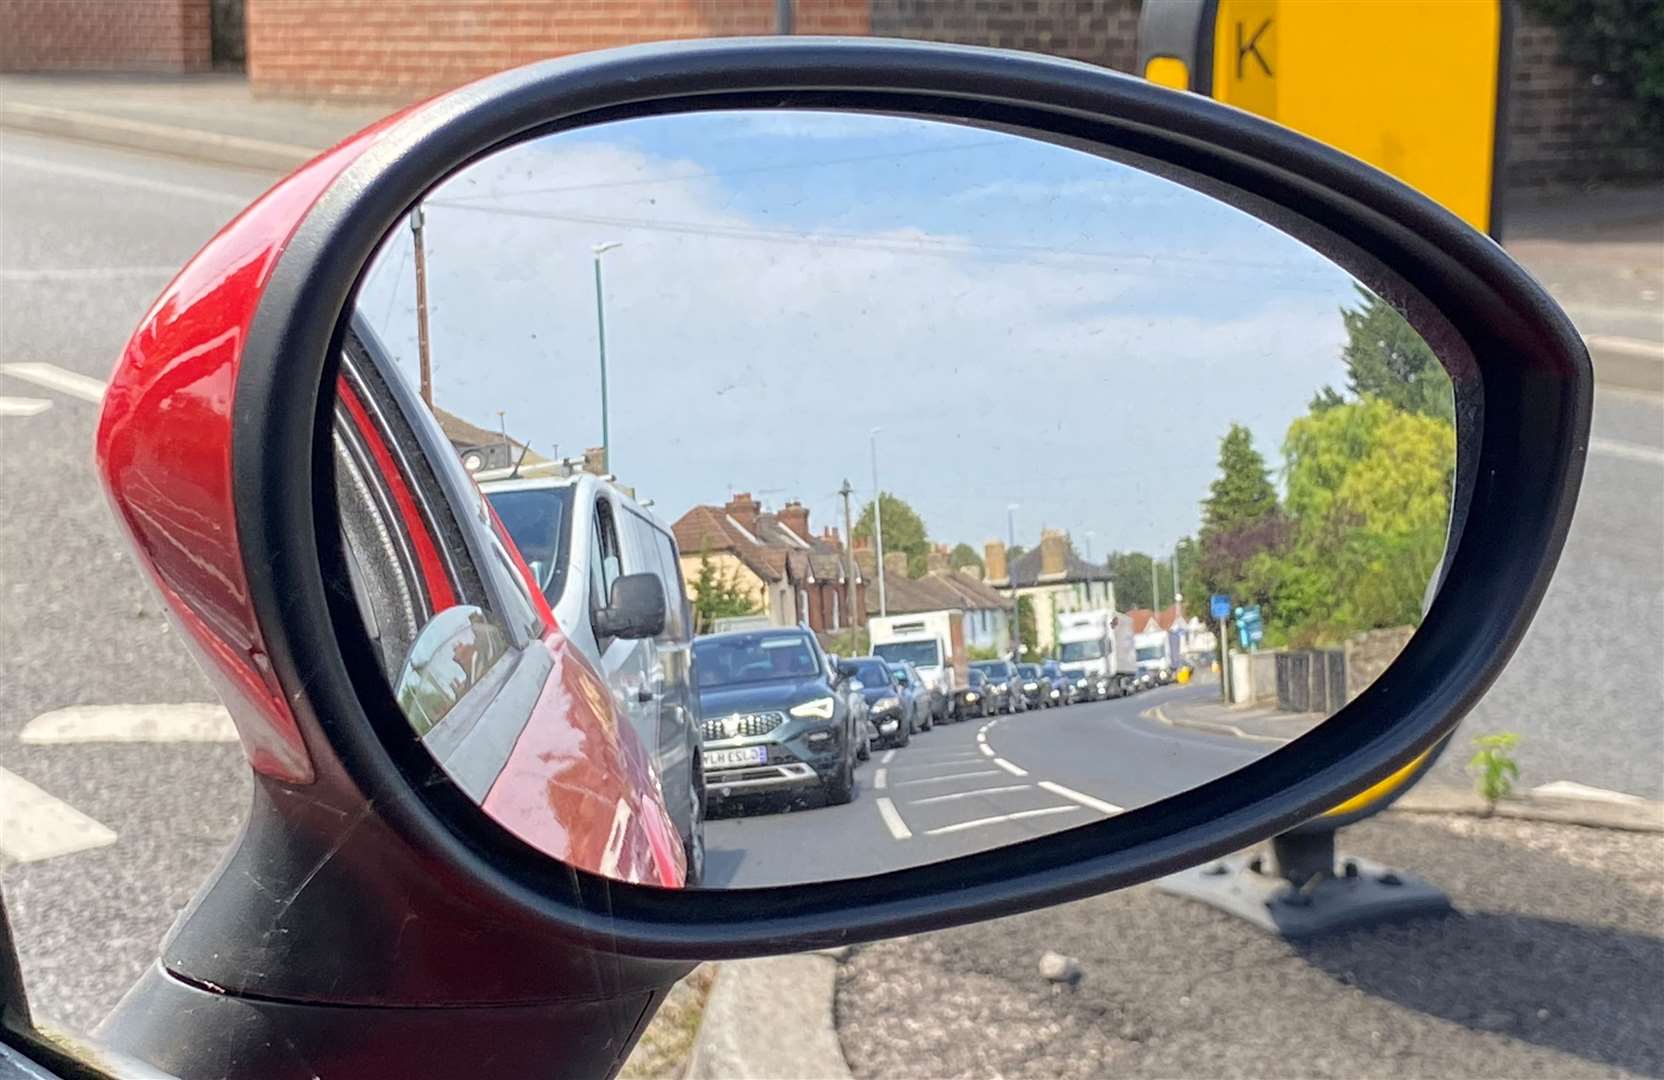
[594,573,666,639]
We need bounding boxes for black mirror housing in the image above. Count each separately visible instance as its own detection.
[595,573,666,639]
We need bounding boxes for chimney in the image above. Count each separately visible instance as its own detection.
[884,551,908,578]
[821,526,842,549]
[779,500,811,541]
[582,446,606,475]
[926,546,949,574]
[853,533,871,552]
[985,540,1008,584]
[1040,530,1067,577]
[724,492,761,535]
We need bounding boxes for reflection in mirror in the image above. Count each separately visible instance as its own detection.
[331,109,1459,890]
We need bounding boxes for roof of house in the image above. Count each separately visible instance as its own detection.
[672,505,861,587]
[1007,545,1111,588]
[433,405,545,464]
[929,569,1009,611]
[1128,605,1187,634]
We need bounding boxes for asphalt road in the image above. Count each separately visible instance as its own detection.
[0,131,1659,1043]
[704,683,1269,888]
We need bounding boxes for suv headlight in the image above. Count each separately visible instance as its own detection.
[789,696,837,720]
[874,695,901,712]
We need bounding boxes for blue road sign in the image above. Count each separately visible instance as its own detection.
[1210,594,1231,620]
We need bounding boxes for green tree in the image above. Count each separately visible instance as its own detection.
[1323,286,1455,424]
[1196,423,1284,614]
[690,553,759,633]
[1015,595,1038,658]
[1201,424,1279,534]
[949,542,984,575]
[854,493,930,577]
[1271,397,1457,645]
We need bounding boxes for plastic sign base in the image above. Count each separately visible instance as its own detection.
[1159,849,1453,939]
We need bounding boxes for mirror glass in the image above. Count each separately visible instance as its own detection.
[329,109,1459,889]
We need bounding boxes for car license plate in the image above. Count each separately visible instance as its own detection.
[704,746,767,770]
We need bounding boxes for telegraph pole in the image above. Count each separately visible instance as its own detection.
[870,427,887,617]
[840,479,858,635]
[411,205,433,408]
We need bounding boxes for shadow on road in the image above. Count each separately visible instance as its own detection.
[1295,910,1664,1075]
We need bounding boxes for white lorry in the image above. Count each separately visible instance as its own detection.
[1134,624,1177,687]
[868,611,965,723]
[1056,610,1137,696]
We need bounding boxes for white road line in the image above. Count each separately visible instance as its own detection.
[21,703,236,744]
[976,732,987,743]
[1038,780,1125,816]
[993,757,1028,777]
[873,768,888,791]
[894,769,1002,787]
[0,266,180,283]
[0,396,50,417]
[925,805,1078,836]
[1584,333,1664,358]
[875,797,912,840]
[908,784,1032,805]
[0,152,252,209]
[979,744,995,757]
[0,767,117,864]
[1589,436,1664,466]
[881,749,896,765]
[1532,780,1649,805]
[1,362,106,403]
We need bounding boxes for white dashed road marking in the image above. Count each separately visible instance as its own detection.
[880,749,896,765]
[1,362,107,403]
[873,768,887,791]
[0,767,117,864]
[0,396,50,417]
[1038,780,1124,816]
[993,757,1028,777]
[21,703,237,744]
[925,805,1078,836]
[1589,436,1664,467]
[894,769,1002,787]
[875,797,912,840]
[908,784,1031,806]
[979,744,995,757]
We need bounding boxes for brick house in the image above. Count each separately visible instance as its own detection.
[671,493,866,634]
[986,529,1116,655]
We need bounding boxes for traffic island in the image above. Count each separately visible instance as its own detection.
[1159,829,1452,939]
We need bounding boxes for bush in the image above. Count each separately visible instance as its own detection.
[1467,732,1522,808]
[1525,0,1664,147]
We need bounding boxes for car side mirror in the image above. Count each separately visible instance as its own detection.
[593,573,665,639]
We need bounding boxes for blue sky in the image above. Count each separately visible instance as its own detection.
[355,109,1372,559]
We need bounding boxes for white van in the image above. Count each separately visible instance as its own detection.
[480,473,704,883]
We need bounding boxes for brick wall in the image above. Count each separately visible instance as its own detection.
[244,0,868,102]
[1505,8,1663,188]
[0,0,211,72]
[871,0,1140,72]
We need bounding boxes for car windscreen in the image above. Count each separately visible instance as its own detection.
[851,659,890,686]
[1058,640,1104,661]
[1136,645,1166,661]
[970,661,1011,678]
[693,633,820,688]
[485,487,572,598]
[873,640,941,669]
[1017,664,1041,678]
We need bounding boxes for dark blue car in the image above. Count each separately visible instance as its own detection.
[693,628,858,806]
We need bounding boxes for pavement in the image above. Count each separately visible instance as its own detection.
[0,71,1660,1051]
[836,809,1664,1078]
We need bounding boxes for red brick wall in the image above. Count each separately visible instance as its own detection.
[871,0,1141,72]
[0,0,211,72]
[245,0,868,101]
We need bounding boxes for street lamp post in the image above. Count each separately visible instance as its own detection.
[591,240,622,473]
[1007,503,1019,658]
[870,427,887,617]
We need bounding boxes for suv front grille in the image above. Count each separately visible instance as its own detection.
[702,711,787,741]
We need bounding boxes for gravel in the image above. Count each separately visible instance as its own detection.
[836,813,1664,1079]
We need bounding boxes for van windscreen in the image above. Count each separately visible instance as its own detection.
[873,640,941,669]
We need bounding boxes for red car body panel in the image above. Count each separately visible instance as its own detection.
[95,99,687,887]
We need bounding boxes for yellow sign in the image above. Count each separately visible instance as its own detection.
[1208,0,1503,233]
